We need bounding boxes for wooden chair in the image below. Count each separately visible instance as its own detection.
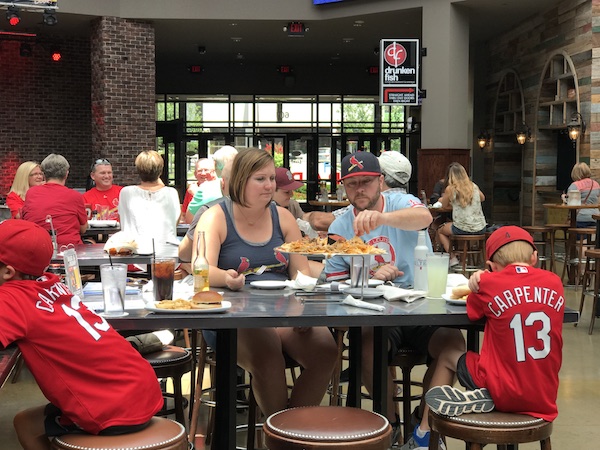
[51,417,188,450]
[522,225,552,270]
[264,406,391,450]
[545,223,570,274]
[577,248,600,334]
[562,227,595,286]
[428,410,552,450]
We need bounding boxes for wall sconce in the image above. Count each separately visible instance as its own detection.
[516,122,531,145]
[567,112,586,142]
[477,129,491,149]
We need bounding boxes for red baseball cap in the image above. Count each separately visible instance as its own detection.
[486,225,536,260]
[0,220,54,276]
[275,167,304,190]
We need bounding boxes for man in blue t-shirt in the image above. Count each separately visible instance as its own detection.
[324,152,465,449]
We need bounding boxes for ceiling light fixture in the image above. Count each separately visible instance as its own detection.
[6,7,20,26]
[567,111,586,142]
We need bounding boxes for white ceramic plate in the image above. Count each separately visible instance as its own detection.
[146,300,231,314]
[341,279,385,287]
[441,294,467,306]
[344,287,384,299]
[250,280,288,290]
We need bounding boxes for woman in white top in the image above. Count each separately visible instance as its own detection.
[436,162,487,267]
[119,150,180,249]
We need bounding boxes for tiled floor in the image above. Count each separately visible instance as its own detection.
[1,285,599,449]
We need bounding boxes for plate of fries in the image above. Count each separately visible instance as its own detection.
[275,236,386,257]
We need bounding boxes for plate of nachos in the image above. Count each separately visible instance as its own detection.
[275,236,386,258]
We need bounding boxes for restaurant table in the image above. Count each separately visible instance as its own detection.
[543,203,600,284]
[103,289,579,450]
[308,199,350,212]
[51,243,179,267]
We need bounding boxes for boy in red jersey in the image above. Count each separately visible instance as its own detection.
[0,220,163,450]
[401,226,564,450]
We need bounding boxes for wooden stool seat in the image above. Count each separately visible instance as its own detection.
[449,234,486,276]
[264,406,391,450]
[428,410,552,450]
[51,417,188,450]
[144,345,192,427]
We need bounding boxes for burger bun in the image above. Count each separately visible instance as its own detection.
[451,285,471,300]
[191,291,223,308]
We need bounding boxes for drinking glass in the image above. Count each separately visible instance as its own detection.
[152,257,176,301]
[426,253,449,298]
[100,263,127,316]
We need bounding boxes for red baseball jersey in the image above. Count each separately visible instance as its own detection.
[466,264,564,421]
[0,274,163,434]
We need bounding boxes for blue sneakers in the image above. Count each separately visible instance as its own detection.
[399,425,446,450]
[425,385,495,416]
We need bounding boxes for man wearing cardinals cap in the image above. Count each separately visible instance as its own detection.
[0,220,163,448]
[323,151,465,448]
[419,226,564,450]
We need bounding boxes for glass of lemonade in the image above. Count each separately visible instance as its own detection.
[426,253,449,298]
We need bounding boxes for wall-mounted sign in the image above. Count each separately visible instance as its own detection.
[188,65,202,73]
[286,22,306,37]
[277,65,293,74]
[380,39,419,106]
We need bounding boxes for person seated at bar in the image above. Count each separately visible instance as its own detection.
[22,154,88,246]
[6,161,45,219]
[118,150,180,250]
[562,161,600,228]
[436,162,487,267]
[0,220,163,450]
[196,147,337,417]
[82,158,122,221]
[323,151,464,447]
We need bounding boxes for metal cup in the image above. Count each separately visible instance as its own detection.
[350,258,369,288]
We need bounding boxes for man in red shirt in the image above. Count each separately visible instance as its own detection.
[22,154,88,246]
[82,158,122,221]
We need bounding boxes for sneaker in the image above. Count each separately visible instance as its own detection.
[390,421,402,448]
[425,385,495,416]
[448,256,460,267]
[399,425,446,450]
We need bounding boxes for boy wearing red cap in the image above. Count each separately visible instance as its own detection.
[0,220,163,450]
[408,226,565,449]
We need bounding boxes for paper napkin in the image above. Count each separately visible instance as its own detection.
[285,271,318,291]
[341,295,385,312]
[375,285,426,303]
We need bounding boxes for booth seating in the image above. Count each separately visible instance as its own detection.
[143,345,192,427]
[263,406,391,450]
[51,417,188,450]
[449,234,486,276]
[428,410,552,450]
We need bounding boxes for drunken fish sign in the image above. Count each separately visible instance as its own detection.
[380,39,419,105]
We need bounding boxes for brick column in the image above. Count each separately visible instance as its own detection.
[90,16,155,186]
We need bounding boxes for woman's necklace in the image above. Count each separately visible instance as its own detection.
[235,204,268,226]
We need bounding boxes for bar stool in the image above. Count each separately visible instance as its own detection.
[428,410,552,450]
[577,248,600,334]
[144,345,192,427]
[51,417,188,450]
[264,406,391,450]
[390,348,427,444]
[545,223,570,274]
[449,234,486,276]
[522,225,552,270]
[562,227,596,286]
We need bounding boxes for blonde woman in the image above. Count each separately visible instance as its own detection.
[196,147,337,417]
[118,150,180,246]
[563,162,600,227]
[6,161,45,218]
[436,163,487,266]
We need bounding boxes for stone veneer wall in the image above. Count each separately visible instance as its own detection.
[90,17,156,186]
[484,0,592,225]
[0,37,91,198]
